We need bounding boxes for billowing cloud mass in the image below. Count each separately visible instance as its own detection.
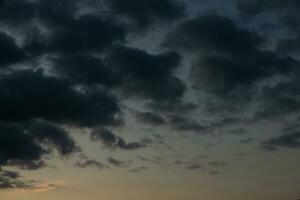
[163,11,300,130]
[0,32,26,67]
[164,15,294,98]
[237,0,300,55]
[106,0,186,29]
[0,0,188,174]
[105,45,184,102]
[0,70,121,126]
[0,0,35,25]
[0,120,77,169]
[0,0,300,194]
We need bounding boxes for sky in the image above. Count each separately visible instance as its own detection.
[0,0,300,200]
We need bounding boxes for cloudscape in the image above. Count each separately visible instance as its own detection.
[0,0,300,200]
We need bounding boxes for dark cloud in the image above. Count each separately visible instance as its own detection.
[2,0,300,188]
[16,0,125,55]
[164,14,263,55]
[0,122,44,167]
[166,15,295,102]
[237,0,300,45]
[0,168,34,189]
[117,138,145,150]
[163,13,299,125]
[191,51,293,96]
[0,0,35,26]
[237,0,300,19]
[0,69,121,127]
[75,159,107,170]
[253,99,300,122]
[165,14,295,98]
[0,67,121,170]
[91,128,145,150]
[13,160,46,170]
[0,169,21,179]
[0,0,191,173]
[45,14,125,53]
[262,132,300,150]
[277,36,300,55]
[282,123,300,133]
[141,101,199,130]
[236,0,300,74]
[52,53,119,86]
[135,112,166,126]
[0,32,26,67]
[0,168,59,190]
[106,0,185,29]
[24,15,125,55]
[91,128,118,148]
[0,120,77,168]
[237,0,282,17]
[252,80,300,121]
[106,45,185,102]
[36,0,79,26]
[25,120,78,155]
[106,157,126,167]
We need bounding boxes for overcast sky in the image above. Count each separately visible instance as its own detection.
[0,0,300,200]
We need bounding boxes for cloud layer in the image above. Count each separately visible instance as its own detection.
[1,0,300,190]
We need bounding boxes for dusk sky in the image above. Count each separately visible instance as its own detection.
[0,0,300,200]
